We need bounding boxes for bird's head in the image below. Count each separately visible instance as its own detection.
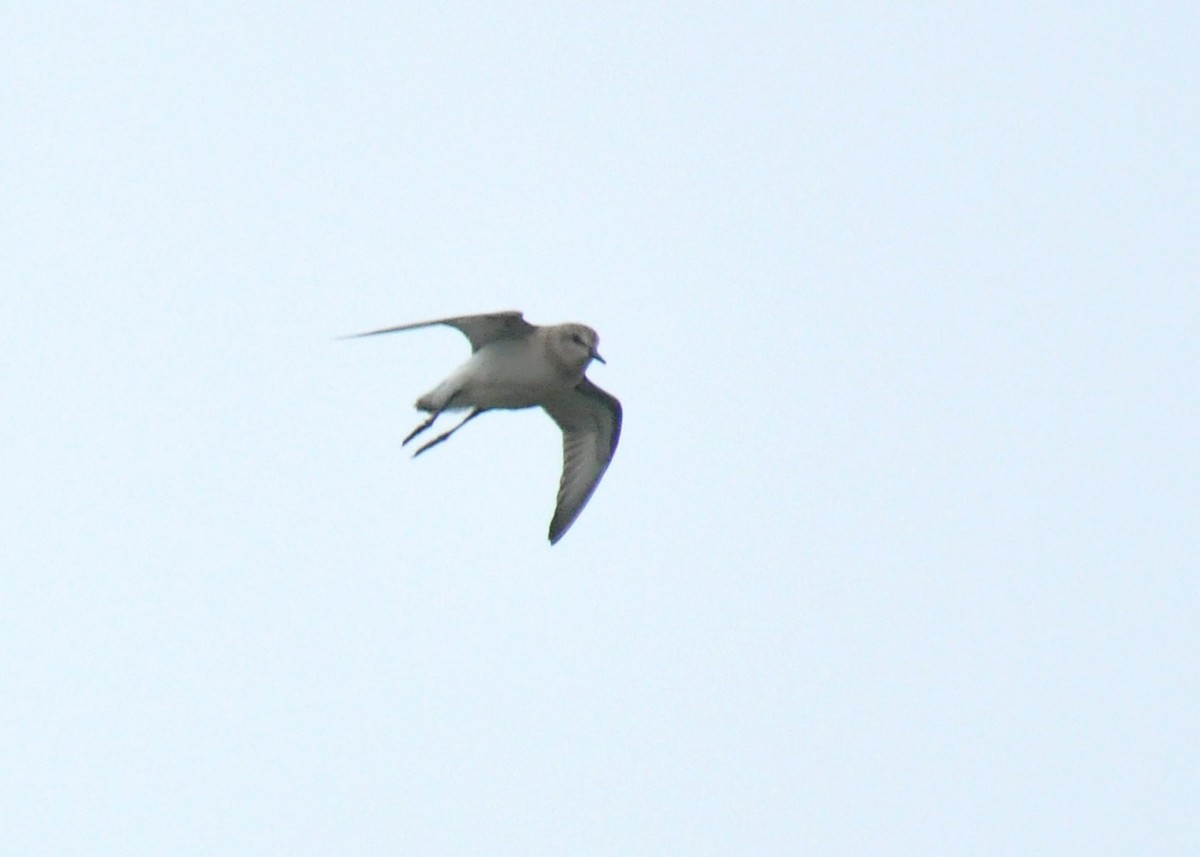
[552,324,605,373]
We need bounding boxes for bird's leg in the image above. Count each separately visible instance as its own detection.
[402,415,438,445]
[402,392,459,446]
[412,408,486,458]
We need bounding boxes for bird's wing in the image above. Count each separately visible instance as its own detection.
[343,311,534,352]
[541,377,622,544]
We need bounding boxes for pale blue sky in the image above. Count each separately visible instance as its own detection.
[3,3,1197,854]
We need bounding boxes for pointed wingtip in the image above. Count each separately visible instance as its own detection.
[336,328,394,341]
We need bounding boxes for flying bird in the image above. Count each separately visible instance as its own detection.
[346,311,621,544]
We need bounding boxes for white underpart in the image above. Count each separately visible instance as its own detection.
[418,338,576,412]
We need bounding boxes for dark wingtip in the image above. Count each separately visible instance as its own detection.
[336,329,390,341]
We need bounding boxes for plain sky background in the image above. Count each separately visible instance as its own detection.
[3,3,1197,854]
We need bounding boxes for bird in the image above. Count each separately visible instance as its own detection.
[345,310,621,544]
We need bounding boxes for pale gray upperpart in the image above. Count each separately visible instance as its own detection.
[345,310,621,545]
[345,310,535,352]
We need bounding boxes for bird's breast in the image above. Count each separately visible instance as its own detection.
[457,342,579,409]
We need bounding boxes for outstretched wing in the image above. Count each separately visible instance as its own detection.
[343,311,534,352]
[541,377,622,544]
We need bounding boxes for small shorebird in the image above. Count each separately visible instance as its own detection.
[346,311,621,544]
